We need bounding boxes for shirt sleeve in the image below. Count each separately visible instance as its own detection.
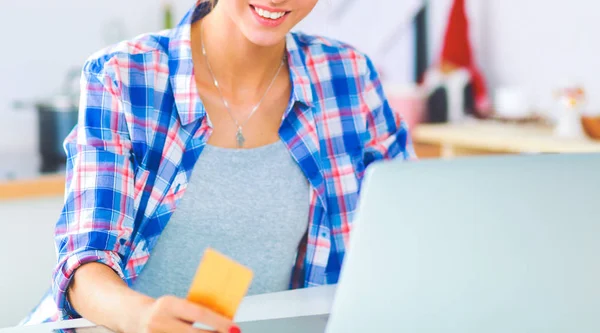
[361,56,417,167]
[52,58,135,319]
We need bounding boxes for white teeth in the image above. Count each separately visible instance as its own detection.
[254,6,285,20]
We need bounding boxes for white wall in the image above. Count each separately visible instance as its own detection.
[0,0,196,155]
[0,0,420,158]
[430,0,600,112]
[2,0,600,155]
[295,0,422,84]
[0,196,64,328]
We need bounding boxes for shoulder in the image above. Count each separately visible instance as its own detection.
[82,30,171,79]
[289,31,374,78]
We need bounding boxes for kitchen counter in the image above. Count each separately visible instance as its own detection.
[413,120,600,158]
[0,174,65,201]
[0,152,65,200]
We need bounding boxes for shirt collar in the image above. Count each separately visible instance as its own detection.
[285,33,315,110]
[168,0,314,126]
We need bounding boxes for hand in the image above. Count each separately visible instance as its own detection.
[135,295,239,333]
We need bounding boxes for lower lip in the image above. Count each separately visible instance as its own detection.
[250,6,289,28]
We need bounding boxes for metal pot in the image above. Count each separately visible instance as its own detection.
[34,97,79,173]
[14,68,80,173]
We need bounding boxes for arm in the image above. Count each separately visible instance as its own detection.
[54,60,235,333]
[361,57,417,166]
[52,59,136,320]
[68,263,152,333]
[70,263,235,333]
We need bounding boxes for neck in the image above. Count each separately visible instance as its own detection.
[194,5,287,92]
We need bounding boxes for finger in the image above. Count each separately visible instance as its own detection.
[150,317,192,333]
[153,317,215,333]
[168,299,235,333]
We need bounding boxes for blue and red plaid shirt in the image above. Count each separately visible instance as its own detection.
[23,0,415,324]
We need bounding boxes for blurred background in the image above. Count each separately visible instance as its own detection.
[0,0,599,327]
[0,0,599,179]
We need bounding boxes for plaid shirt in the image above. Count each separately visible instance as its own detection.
[23,0,414,324]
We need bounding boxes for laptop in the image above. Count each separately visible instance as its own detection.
[326,153,600,333]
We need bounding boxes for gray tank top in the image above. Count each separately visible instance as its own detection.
[132,140,310,298]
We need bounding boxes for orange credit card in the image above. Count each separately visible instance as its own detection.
[187,248,254,319]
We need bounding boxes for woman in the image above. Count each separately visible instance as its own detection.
[29,0,415,331]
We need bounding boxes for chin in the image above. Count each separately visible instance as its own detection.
[244,30,288,47]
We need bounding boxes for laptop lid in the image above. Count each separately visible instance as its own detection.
[326,153,600,333]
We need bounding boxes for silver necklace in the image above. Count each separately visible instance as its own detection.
[200,23,285,148]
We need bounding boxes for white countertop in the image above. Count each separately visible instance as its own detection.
[1,285,336,333]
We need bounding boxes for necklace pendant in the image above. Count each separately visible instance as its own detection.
[236,127,246,148]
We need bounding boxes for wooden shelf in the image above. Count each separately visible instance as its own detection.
[0,174,65,201]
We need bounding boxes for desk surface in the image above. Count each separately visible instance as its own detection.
[413,121,600,154]
[1,285,336,333]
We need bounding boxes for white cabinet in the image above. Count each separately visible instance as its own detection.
[0,196,63,328]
